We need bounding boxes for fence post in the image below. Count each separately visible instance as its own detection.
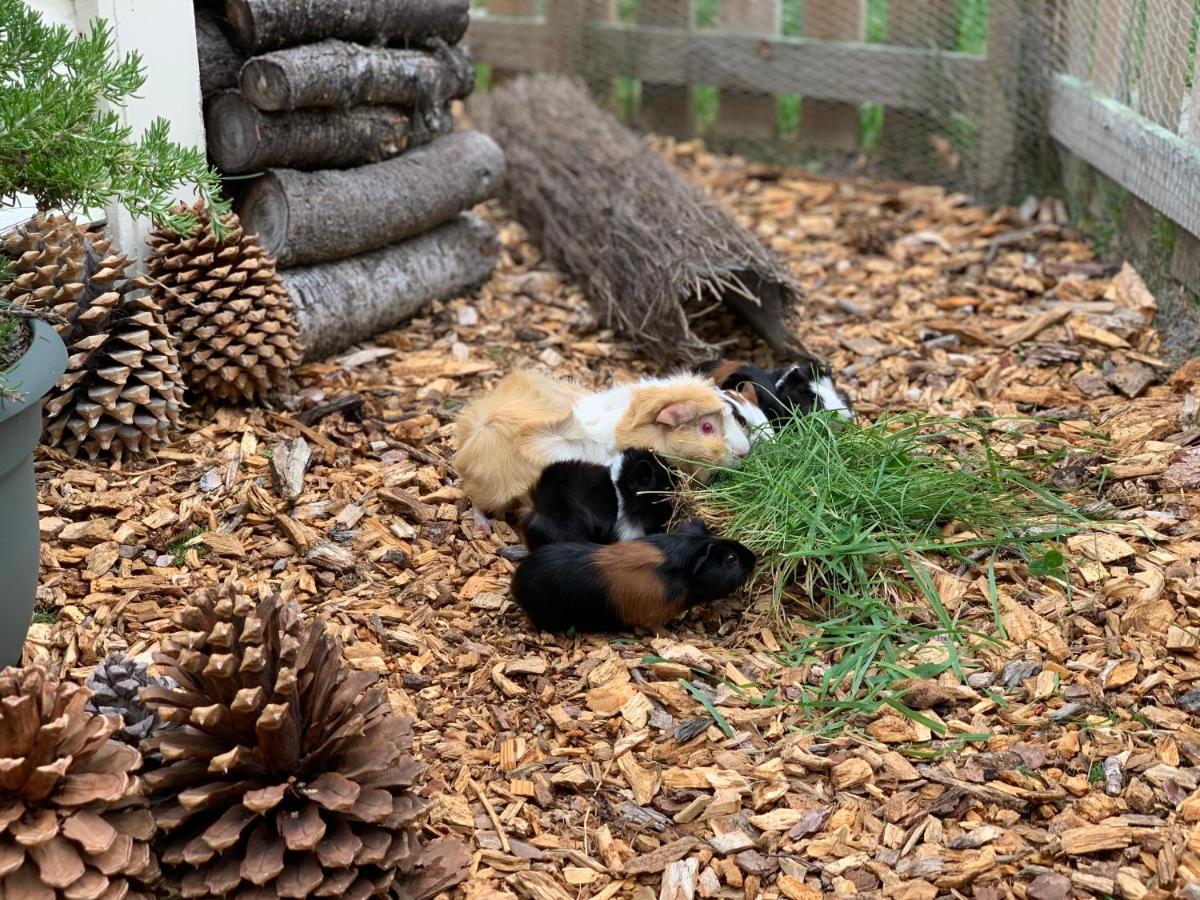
[882,0,957,181]
[802,1,864,151]
[1138,0,1193,132]
[638,0,693,137]
[564,0,614,105]
[1090,0,1135,101]
[1186,39,1200,144]
[977,0,1020,201]
[486,0,537,87]
[545,0,587,77]
[1059,0,1092,79]
[714,0,780,141]
[73,0,206,262]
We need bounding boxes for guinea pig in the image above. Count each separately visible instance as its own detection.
[718,387,775,444]
[454,368,584,529]
[572,373,750,470]
[700,358,794,423]
[520,459,618,550]
[521,448,680,550]
[774,359,853,420]
[512,519,756,633]
[611,447,680,540]
[455,370,747,528]
[699,356,853,423]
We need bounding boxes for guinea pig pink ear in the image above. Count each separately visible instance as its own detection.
[656,400,700,427]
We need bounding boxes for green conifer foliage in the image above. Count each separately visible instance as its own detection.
[0,0,228,238]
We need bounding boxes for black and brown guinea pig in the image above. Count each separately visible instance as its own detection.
[520,448,679,551]
[698,356,853,423]
[512,519,755,632]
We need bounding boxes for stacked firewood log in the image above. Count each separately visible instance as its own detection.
[197,0,503,360]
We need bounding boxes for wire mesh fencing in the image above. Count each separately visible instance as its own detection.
[466,0,1200,221]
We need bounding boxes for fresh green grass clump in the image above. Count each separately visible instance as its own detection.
[698,411,1084,605]
[689,412,1091,739]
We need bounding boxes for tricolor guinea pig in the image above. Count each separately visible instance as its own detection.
[520,448,679,550]
[571,373,750,471]
[698,356,853,423]
[512,519,755,633]
[455,370,748,529]
[717,387,775,444]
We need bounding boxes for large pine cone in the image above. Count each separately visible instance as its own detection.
[85,652,177,747]
[146,202,302,405]
[0,666,159,899]
[142,584,466,899]
[1,214,185,459]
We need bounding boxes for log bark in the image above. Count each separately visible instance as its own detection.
[285,213,497,360]
[236,129,504,267]
[195,7,245,98]
[239,39,474,137]
[206,91,411,173]
[475,76,801,361]
[224,0,469,52]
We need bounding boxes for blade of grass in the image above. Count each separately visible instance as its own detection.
[680,678,735,738]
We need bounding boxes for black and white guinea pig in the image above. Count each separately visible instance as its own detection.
[520,448,679,551]
[698,356,853,423]
[512,519,755,632]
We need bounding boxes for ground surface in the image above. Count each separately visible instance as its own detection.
[28,141,1200,899]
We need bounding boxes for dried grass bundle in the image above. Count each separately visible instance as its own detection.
[475,76,802,362]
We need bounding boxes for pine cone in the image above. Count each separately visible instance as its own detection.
[0,665,159,899]
[142,584,467,899]
[85,652,177,746]
[1,214,185,459]
[146,202,302,405]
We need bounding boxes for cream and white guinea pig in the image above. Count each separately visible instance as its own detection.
[454,370,749,527]
[571,373,750,468]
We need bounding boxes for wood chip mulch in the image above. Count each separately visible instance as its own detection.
[26,138,1200,900]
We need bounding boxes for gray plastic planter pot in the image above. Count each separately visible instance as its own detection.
[0,318,67,666]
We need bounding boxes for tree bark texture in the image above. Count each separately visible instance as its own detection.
[239,39,474,139]
[285,213,497,361]
[224,0,469,52]
[236,129,504,267]
[475,77,801,361]
[195,7,246,98]
[206,91,412,173]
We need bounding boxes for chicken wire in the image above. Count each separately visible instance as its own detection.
[469,0,1200,207]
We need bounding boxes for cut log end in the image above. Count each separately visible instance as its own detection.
[238,174,289,260]
[239,40,474,113]
[224,0,257,49]
[242,58,289,111]
[205,92,412,173]
[206,92,259,172]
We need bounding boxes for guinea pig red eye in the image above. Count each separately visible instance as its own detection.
[700,421,716,435]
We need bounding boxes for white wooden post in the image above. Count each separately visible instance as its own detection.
[71,0,207,261]
[3,1,207,257]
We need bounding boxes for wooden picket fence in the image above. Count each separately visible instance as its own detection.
[1050,0,1200,241]
[466,0,1021,197]
[465,0,1200,256]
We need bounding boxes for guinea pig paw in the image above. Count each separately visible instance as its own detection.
[472,505,495,535]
